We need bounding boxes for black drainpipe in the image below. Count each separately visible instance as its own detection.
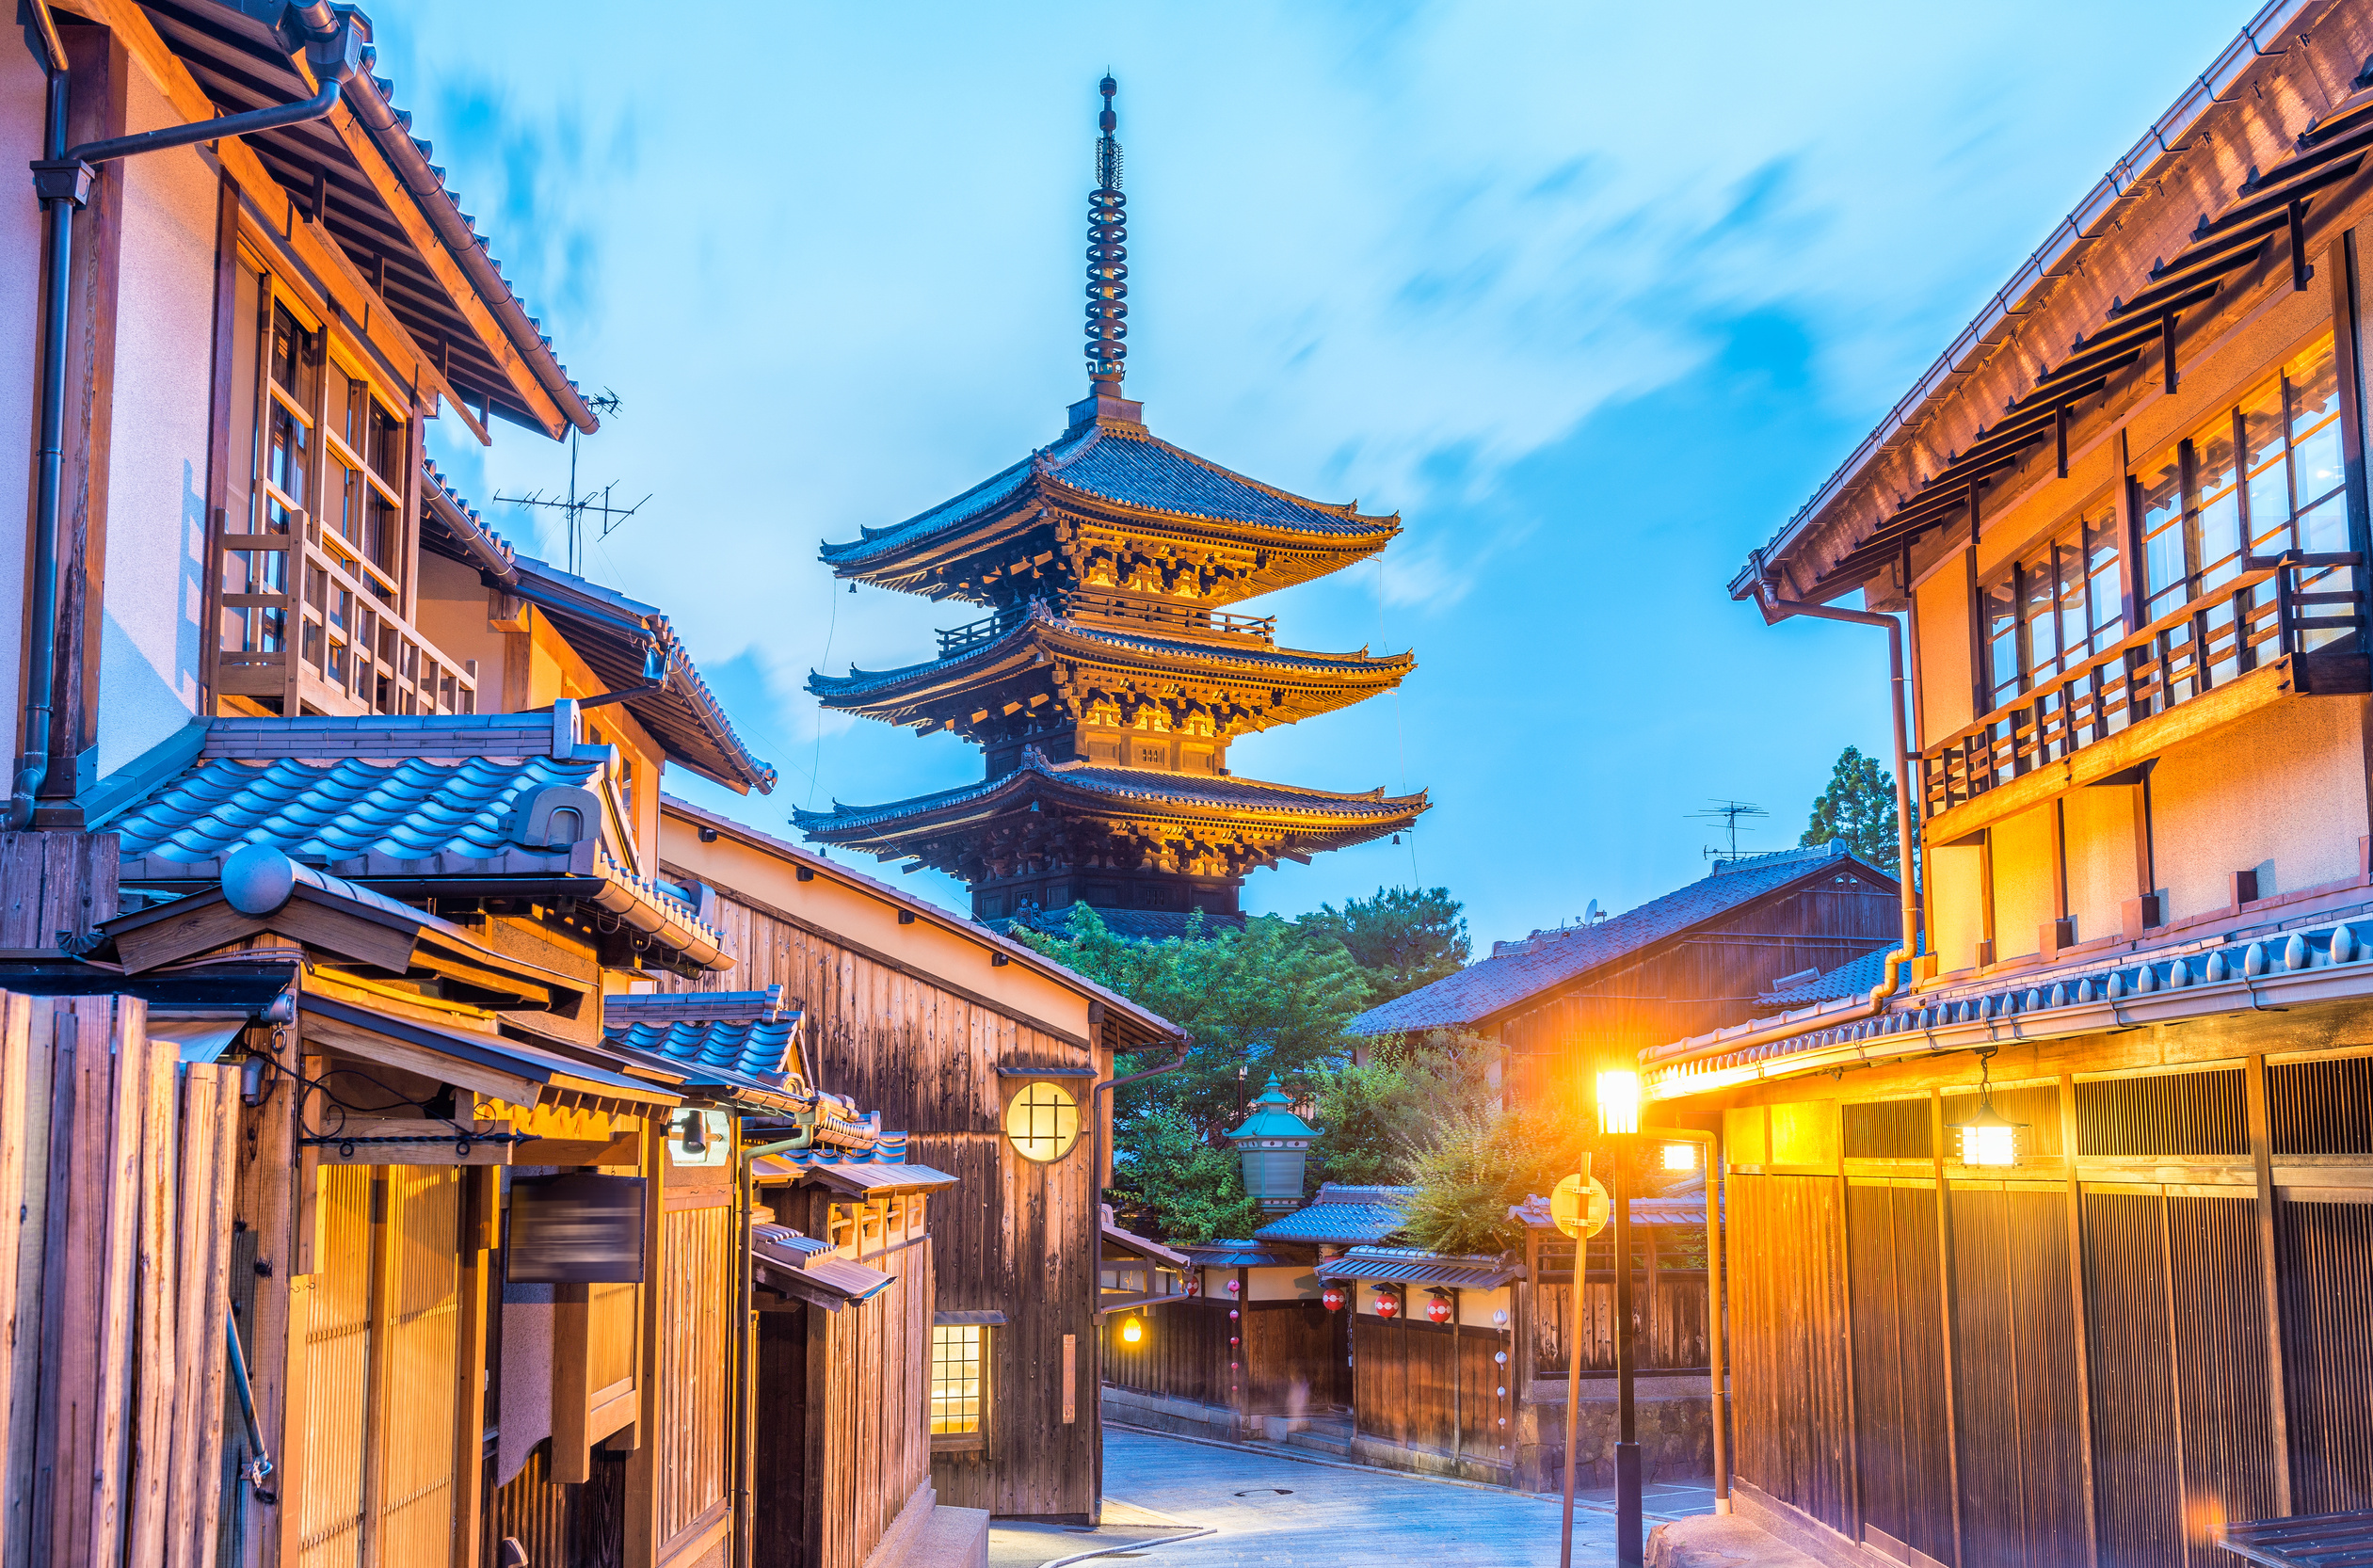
[8,1,364,827]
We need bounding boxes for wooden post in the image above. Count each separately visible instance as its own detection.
[1451,1288,1463,1466]
[0,994,45,1568]
[1705,1125,1730,1513]
[260,1042,308,1568]
[1930,1088,1965,1568]
[450,1165,496,1566]
[624,1113,666,1568]
[2244,1055,2291,1514]
[2060,1070,2101,1568]
[85,997,150,1568]
[124,1014,179,1567]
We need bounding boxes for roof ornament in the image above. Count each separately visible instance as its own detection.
[1085,75,1129,393]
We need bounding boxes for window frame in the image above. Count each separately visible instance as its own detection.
[928,1322,990,1453]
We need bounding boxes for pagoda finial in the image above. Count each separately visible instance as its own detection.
[1085,74,1128,393]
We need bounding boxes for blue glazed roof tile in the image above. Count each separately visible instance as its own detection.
[1757,947,1893,1011]
[1253,1184,1411,1245]
[603,1017,803,1089]
[114,754,600,868]
[1350,841,1895,1036]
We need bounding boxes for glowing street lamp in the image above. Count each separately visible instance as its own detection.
[1596,1068,1642,1136]
[1661,1140,1699,1173]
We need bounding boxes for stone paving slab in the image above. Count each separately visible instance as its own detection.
[1087,1426,1621,1566]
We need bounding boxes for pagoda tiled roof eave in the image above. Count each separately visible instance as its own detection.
[792,756,1428,844]
[817,422,1398,576]
[805,612,1417,706]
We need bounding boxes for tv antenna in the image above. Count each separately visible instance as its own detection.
[494,389,646,576]
[1692,799,1768,861]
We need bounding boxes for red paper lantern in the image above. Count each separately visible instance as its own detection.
[1426,1293,1453,1326]
[1374,1287,1401,1320]
[1321,1285,1346,1313]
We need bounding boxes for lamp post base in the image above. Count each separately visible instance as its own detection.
[1616,1440,1643,1566]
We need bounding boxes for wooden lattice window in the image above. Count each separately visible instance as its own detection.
[930,1324,986,1440]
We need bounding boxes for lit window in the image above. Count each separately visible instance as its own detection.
[930,1325,985,1434]
[1005,1081,1080,1162]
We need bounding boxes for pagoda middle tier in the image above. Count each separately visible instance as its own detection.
[809,593,1415,779]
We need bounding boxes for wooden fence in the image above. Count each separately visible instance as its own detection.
[1351,1316,1516,1464]
[1102,1297,1349,1416]
[1530,1271,1711,1373]
[0,989,240,1568]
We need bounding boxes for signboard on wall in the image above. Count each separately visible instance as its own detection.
[507,1172,647,1284]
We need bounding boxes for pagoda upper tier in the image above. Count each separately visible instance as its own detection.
[809,594,1414,776]
[818,393,1401,609]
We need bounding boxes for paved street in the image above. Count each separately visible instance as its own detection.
[992,1428,1687,1567]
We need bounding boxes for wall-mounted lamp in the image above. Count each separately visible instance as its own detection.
[1121,1314,1144,1345]
[1661,1141,1698,1173]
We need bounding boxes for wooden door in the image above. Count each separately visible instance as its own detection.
[292,1165,466,1568]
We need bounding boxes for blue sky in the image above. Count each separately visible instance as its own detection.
[389,0,2250,950]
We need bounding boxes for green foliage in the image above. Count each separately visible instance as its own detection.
[1801,744,1899,877]
[1402,1103,1691,1257]
[1296,887,1470,1005]
[1107,1104,1263,1244]
[1308,1037,1497,1188]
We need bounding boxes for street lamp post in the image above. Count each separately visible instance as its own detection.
[1597,1067,1644,1568]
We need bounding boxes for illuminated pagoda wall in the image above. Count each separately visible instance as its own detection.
[798,79,1425,932]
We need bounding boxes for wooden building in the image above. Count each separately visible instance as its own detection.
[794,79,1424,934]
[1650,8,2373,1564]
[1350,840,1899,1113]
[652,797,1185,1524]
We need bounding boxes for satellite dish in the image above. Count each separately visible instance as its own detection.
[1585,900,1604,924]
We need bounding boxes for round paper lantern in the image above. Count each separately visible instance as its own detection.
[1374,1288,1402,1320]
[1426,1294,1453,1326]
[1226,1278,1242,1294]
[1493,1309,1509,1326]
[1321,1285,1347,1313]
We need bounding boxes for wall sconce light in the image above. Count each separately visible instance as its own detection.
[1121,1315,1144,1345]
[1661,1141,1698,1173]
[1951,1049,2024,1168]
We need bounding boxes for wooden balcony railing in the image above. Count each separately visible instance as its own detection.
[1921,552,2365,818]
[216,529,478,717]
[938,591,1276,656]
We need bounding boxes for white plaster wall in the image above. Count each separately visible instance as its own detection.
[1990,801,2058,961]
[0,52,46,761]
[2150,695,2369,922]
[95,71,213,776]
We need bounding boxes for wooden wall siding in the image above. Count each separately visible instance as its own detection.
[666,884,1103,1519]
[1939,1086,2064,1158]
[653,1206,735,1554]
[1948,1188,2087,1568]
[753,1309,808,1568]
[2266,1057,2373,1154]
[1497,882,1898,1107]
[1102,1296,1230,1408]
[805,1239,932,1568]
[0,830,120,945]
[1349,1316,1512,1461]
[1844,1101,1932,1160]
[2277,1199,2373,1513]
[2074,1069,2248,1158]
[1728,1174,1853,1536]
[1528,1275,1709,1372]
[1846,1182,1955,1567]
[2082,1191,2277,1568]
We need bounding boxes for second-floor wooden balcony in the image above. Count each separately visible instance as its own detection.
[1921,552,2365,829]
[216,525,479,718]
[938,590,1278,657]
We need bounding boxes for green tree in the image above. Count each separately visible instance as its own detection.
[1801,744,1899,876]
[1011,907,1374,1230]
[1106,1105,1263,1244]
[1307,1035,1497,1188]
[1296,887,1471,1004]
[1402,1104,1684,1256]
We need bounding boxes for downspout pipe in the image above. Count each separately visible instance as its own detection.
[1757,592,1922,1010]
[8,6,364,827]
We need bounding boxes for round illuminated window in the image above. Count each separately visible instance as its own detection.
[1005,1081,1081,1162]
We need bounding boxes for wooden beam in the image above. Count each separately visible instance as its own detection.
[2244,1054,2292,1515]
[299,1012,542,1107]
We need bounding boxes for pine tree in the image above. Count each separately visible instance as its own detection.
[1800,744,1900,877]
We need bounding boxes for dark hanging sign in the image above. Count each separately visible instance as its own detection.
[506,1173,647,1284]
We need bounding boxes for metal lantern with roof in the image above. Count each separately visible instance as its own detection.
[1227,1073,1320,1213]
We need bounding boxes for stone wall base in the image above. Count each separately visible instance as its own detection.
[1100,1385,1242,1443]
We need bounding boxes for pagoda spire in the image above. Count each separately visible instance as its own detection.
[1085,74,1129,395]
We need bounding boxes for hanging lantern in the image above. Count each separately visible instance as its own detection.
[1426,1291,1453,1326]
[1121,1315,1144,1345]
[1226,1278,1242,1295]
[1322,1285,1346,1313]
[1951,1048,2026,1168]
[1183,1273,1200,1297]
[1373,1287,1402,1320]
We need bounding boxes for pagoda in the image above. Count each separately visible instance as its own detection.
[796,79,1425,932]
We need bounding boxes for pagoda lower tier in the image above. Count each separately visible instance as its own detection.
[807,595,1414,776]
[791,749,1426,926]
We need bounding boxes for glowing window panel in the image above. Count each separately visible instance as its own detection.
[930,1325,984,1434]
[1005,1081,1081,1162]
